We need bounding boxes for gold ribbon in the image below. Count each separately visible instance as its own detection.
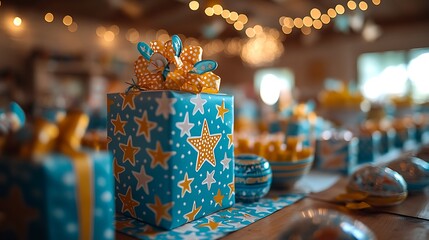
[134,39,221,93]
[22,111,93,240]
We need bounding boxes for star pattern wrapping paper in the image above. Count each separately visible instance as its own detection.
[0,151,115,239]
[115,193,304,240]
[107,90,234,229]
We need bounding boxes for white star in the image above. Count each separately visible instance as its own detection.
[228,221,247,229]
[175,112,194,137]
[155,92,177,119]
[132,166,153,194]
[190,94,207,115]
[173,222,199,233]
[220,153,231,171]
[202,170,216,190]
[248,205,271,213]
[237,212,258,223]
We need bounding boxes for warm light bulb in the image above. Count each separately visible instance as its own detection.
[229,11,238,21]
[63,15,73,26]
[44,13,54,22]
[335,5,345,14]
[282,26,292,34]
[313,19,323,29]
[347,1,357,10]
[103,31,115,42]
[372,0,381,6]
[96,26,106,37]
[327,8,337,18]
[234,21,244,31]
[303,16,313,27]
[237,14,248,24]
[310,8,321,19]
[321,14,331,24]
[245,27,256,37]
[293,17,303,28]
[212,4,223,15]
[189,1,199,11]
[13,17,22,27]
[301,27,311,35]
[221,10,230,18]
[204,7,214,16]
[253,25,263,34]
[110,25,120,35]
[283,17,294,28]
[359,1,368,10]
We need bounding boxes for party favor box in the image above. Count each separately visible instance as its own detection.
[0,151,114,240]
[314,136,358,175]
[107,90,235,229]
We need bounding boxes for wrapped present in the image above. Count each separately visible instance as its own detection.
[285,119,311,146]
[314,130,358,175]
[0,111,114,239]
[379,129,395,154]
[357,132,381,164]
[108,35,234,229]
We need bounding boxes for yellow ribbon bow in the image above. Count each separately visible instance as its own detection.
[134,36,221,93]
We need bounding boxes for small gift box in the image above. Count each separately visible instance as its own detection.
[0,112,114,240]
[314,130,358,175]
[357,131,381,164]
[108,35,234,229]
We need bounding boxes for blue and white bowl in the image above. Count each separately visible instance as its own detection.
[270,156,314,189]
[235,154,272,203]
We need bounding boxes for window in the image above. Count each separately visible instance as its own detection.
[358,48,429,102]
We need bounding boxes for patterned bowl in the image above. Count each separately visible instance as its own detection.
[270,156,314,189]
[235,154,272,203]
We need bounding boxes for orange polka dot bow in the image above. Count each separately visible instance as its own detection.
[133,35,221,94]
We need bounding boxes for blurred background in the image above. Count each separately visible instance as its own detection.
[0,0,429,133]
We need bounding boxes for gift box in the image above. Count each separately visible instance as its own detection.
[379,129,395,154]
[285,119,311,146]
[314,132,358,175]
[357,132,381,164]
[0,150,114,240]
[107,90,234,229]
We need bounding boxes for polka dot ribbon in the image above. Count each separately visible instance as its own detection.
[134,35,221,94]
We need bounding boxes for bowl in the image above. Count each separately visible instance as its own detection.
[235,154,272,202]
[270,156,314,189]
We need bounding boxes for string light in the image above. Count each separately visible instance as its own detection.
[68,22,78,32]
[347,1,357,10]
[359,1,369,11]
[188,1,199,11]
[44,13,54,23]
[372,0,381,6]
[310,8,321,19]
[335,5,345,14]
[62,15,73,26]
[200,2,250,34]
[327,8,337,18]
[13,17,22,27]
[103,31,115,42]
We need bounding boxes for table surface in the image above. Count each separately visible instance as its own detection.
[116,176,429,240]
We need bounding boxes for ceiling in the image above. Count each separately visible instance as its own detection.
[6,0,429,43]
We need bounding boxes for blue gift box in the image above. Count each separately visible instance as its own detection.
[314,136,358,175]
[379,130,395,154]
[0,151,114,240]
[357,132,381,164]
[107,90,235,229]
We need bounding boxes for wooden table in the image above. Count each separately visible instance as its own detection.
[117,177,429,240]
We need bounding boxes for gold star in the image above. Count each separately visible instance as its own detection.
[178,173,194,197]
[184,201,202,222]
[198,219,220,230]
[227,134,233,149]
[147,195,173,225]
[107,97,115,113]
[188,120,221,172]
[111,114,127,136]
[120,92,136,110]
[0,186,39,240]
[216,100,229,122]
[119,136,140,166]
[228,181,235,199]
[148,141,175,169]
[213,189,224,207]
[118,187,140,218]
[113,157,125,182]
[134,111,157,142]
[115,219,134,230]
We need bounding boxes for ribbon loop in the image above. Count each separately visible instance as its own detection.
[133,36,221,94]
